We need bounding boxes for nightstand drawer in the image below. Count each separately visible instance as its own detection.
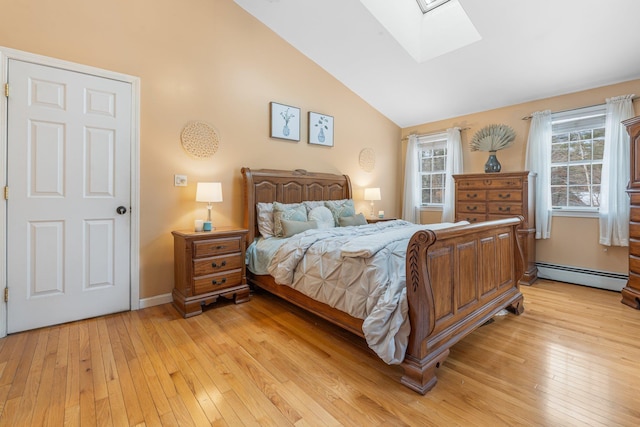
[193,254,243,276]
[194,269,243,294]
[194,236,242,258]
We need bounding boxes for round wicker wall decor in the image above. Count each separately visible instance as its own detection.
[181,121,219,158]
[359,147,376,172]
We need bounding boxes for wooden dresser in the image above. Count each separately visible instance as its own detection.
[453,172,537,285]
[622,115,640,309]
[172,226,250,317]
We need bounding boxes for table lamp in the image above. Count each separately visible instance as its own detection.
[364,187,381,218]
[196,182,223,231]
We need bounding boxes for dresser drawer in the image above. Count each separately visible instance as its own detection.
[193,236,242,258]
[193,253,243,276]
[456,202,487,214]
[456,214,486,223]
[457,190,486,201]
[631,207,640,223]
[194,269,243,294]
[487,190,522,202]
[488,203,522,215]
[630,239,640,257]
[457,177,523,189]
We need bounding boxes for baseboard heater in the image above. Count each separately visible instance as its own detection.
[536,262,628,292]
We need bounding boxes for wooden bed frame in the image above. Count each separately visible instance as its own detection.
[242,167,525,394]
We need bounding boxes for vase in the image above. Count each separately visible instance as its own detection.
[484,151,501,173]
[318,128,325,143]
[283,124,290,136]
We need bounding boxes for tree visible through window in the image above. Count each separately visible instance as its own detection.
[550,106,605,209]
[418,135,447,206]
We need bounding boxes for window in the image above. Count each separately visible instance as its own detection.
[418,133,447,206]
[415,0,452,14]
[550,105,606,210]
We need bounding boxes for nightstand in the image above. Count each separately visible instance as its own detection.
[367,217,398,224]
[172,226,250,318]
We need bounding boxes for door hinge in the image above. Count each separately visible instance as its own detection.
[3,186,7,200]
[4,288,7,303]
[4,83,8,97]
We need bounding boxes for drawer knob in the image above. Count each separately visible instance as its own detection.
[212,278,227,285]
[467,206,477,211]
[498,193,511,199]
[498,206,511,212]
[216,245,225,250]
[466,193,477,199]
[211,261,227,268]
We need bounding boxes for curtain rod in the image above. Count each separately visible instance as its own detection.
[521,96,639,120]
[401,126,470,141]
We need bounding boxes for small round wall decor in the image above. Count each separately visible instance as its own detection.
[359,147,376,172]
[181,121,219,158]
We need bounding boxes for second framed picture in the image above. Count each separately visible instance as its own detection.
[308,112,334,147]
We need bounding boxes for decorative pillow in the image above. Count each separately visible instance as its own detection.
[308,206,335,229]
[273,202,307,237]
[324,199,355,226]
[281,219,318,237]
[256,202,275,238]
[338,213,368,227]
[303,200,325,212]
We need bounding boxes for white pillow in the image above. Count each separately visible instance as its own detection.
[303,200,325,212]
[256,202,274,238]
[308,206,335,229]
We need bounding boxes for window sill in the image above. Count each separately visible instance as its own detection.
[552,209,598,218]
[420,206,443,212]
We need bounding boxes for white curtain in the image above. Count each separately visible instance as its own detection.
[525,110,553,239]
[599,94,635,246]
[402,134,419,223]
[442,127,463,222]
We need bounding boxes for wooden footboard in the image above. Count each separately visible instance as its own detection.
[401,217,525,394]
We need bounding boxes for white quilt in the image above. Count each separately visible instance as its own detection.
[267,220,467,364]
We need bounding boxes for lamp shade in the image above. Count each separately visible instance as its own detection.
[196,182,223,203]
[364,187,381,201]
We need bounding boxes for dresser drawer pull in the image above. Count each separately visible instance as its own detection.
[212,278,227,285]
[498,206,511,212]
[498,193,511,199]
[211,261,227,268]
[216,245,225,250]
[466,206,478,211]
[466,218,478,222]
[466,193,478,199]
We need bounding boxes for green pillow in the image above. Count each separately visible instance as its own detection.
[281,220,318,237]
[273,202,307,237]
[324,199,355,226]
[338,213,367,227]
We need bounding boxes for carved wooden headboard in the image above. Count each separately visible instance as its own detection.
[241,167,352,244]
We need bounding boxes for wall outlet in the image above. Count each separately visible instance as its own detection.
[174,174,187,187]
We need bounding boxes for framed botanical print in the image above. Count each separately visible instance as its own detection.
[270,102,300,141]
[308,112,334,147]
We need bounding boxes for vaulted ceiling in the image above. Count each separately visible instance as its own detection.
[235,0,640,128]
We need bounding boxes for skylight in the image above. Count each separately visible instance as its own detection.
[360,0,481,63]
[416,0,452,14]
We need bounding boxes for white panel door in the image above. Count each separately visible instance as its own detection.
[6,59,132,333]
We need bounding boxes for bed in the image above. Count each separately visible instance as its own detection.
[241,167,525,394]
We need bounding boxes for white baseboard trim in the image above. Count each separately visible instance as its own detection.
[536,262,627,292]
[138,293,173,309]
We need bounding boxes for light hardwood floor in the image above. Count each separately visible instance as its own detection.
[0,279,639,426]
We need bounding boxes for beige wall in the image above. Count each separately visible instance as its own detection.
[403,80,640,274]
[0,0,401,299]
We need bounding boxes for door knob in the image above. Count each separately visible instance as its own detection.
[116,206,127,215]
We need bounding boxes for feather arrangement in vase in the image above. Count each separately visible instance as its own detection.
[469,124,516,173]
